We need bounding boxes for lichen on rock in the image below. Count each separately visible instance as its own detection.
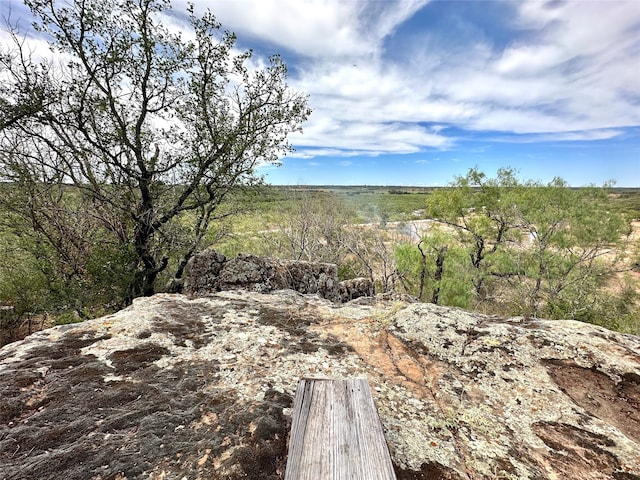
[1,289,639,479]
[179,249,374,303]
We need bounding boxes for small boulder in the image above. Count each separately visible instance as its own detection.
[339,277,375,302]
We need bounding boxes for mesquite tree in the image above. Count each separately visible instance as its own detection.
[420,168,633,322]
[425,168,523,301]
[0,0,310,298]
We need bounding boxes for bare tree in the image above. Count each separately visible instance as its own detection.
[271,190,353,264]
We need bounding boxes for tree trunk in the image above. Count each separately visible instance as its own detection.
[431,246,448,304]
[417,241,427,301]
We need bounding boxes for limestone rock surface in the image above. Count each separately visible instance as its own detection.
[1,290,639,480]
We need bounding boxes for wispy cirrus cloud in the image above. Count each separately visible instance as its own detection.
[485,129,629,144]
[280,0,639,156]
[420,0,640,134]
[3,0,639,185]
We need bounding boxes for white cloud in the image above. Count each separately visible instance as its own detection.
[282,0,640,153]
[490,129,626,143]
[176,0,444,158]
[495,44,567,76]
[4,0,638,160]
[187,0,429,58]
[291,116,451,154]
[289,148,377,159]
[449,0,640,133]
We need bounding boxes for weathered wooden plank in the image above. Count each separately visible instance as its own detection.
[285,378,397,480]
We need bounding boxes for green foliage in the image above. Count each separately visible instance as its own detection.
[585,275,640,333]
[0,0,310,299]
[394,243,423,295]
[399,168,638,332]
[53,312,84,326]
[2,168,638,343]
[0,207,139,344]
[395,236,472,308]
[609,189,640,219]
[0,236,50,316]
[425,168,524,300]
[501,181,630,321]
[318,187,433,223]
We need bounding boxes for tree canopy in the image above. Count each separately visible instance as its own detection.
[0,0,311,299]
[396,168,636,328]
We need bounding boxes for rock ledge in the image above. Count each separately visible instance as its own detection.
[0,290,639,479]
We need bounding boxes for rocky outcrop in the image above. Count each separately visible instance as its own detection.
[1,290,639,479]
[339,276,375,301]
[179,250,373,303]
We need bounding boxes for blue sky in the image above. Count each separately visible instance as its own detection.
[2,0,639,186]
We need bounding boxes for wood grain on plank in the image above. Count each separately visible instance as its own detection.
[285,378,397,480]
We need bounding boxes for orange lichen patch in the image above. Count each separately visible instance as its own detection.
[317,319,441,400]
[191,411,218,430]
[212,447,235,470]
[387,337,425,385]
[197,449,211,467]
[24,389,47,408]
